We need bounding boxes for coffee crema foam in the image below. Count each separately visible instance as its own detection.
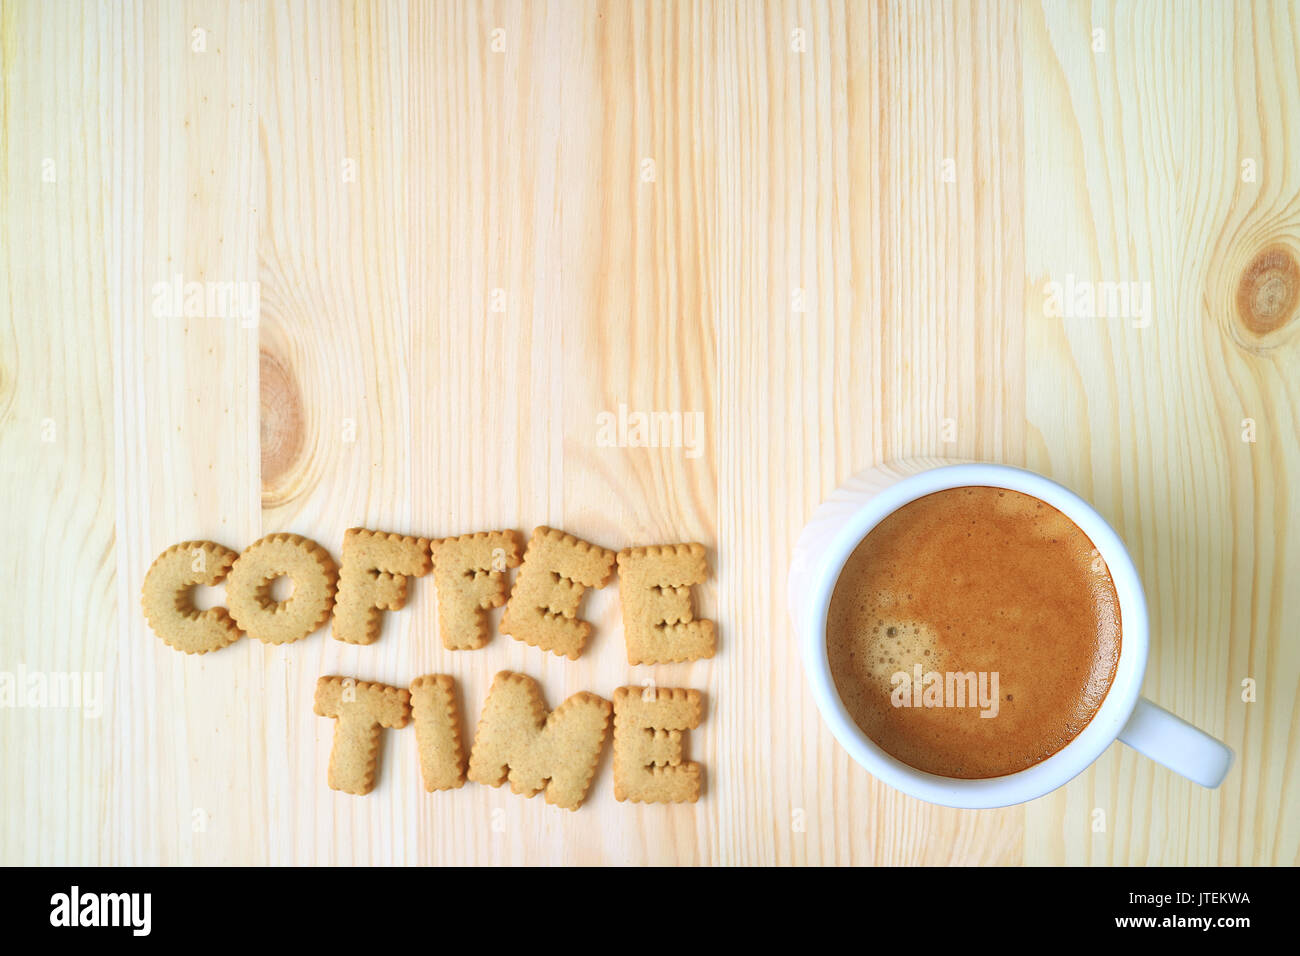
[826,486,1121,779]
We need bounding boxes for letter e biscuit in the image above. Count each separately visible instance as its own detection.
[613,686,703,804]
[500,527,615,660]
[616,543,717,664]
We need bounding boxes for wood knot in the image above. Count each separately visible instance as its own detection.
[1235,244,1300,337]
[259,349,305,506]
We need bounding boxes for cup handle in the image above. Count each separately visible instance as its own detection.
[1117,697,1234,788]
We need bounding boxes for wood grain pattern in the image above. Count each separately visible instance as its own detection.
[0,0,1296,865]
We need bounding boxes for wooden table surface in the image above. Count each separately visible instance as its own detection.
[2,0,1297,866]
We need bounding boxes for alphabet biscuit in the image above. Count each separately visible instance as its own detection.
[333,528,432,645]
[225,533,337,645]
[313,676,411,795]
[612,686,703,804]
[616,543,717,664]
[141,540,243,655]
[467,671,611,810]
[410,674,467,791]
[500,527,616,660]
[429,530,522,650]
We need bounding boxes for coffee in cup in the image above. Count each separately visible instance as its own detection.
[826,486,1121,779]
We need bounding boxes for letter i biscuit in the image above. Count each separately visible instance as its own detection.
[409,675,466,791]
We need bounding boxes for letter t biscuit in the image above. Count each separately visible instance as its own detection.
[313,677,411,795]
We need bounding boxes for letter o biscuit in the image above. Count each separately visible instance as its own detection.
[226,533,338,645]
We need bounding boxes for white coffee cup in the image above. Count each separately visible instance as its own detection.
[788,460,1233,809]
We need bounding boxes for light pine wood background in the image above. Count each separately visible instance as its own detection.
[1,0,1297,865]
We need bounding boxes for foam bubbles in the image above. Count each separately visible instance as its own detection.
[852,615,945,695]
